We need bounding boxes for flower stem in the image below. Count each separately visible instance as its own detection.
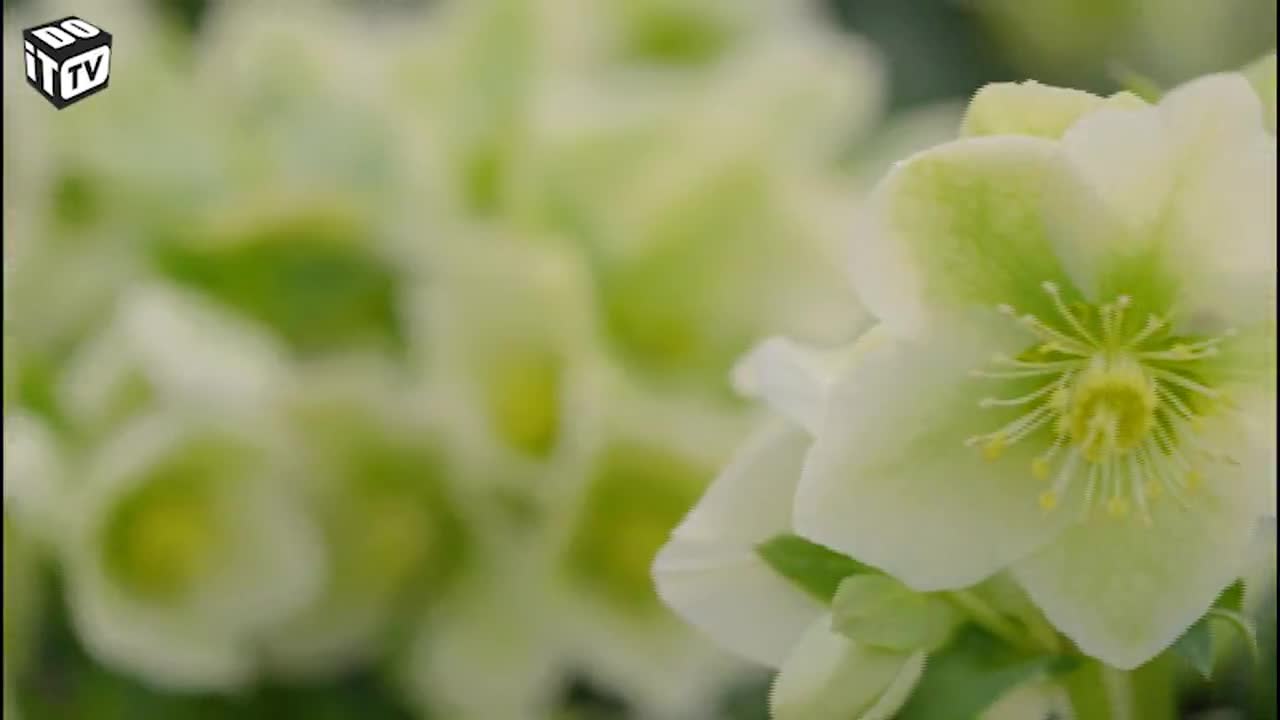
[1063,656,1176,720]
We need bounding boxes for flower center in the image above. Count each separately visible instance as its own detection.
[967,282,1234,524]
[1067,355,1157,462]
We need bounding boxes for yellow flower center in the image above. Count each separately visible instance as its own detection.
[968,282,1234,524]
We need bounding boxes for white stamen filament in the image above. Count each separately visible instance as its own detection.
[969,282,1235,525]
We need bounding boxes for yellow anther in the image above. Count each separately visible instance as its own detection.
[1038,491,1059,512]
[1106,496,1131,518]
[1031,458,1051,481]
[982,435,1006,461]
[1190,416,1206,432]
[1186,470,1204,491]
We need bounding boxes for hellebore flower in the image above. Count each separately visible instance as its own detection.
[61,410,324,690]
[795,74,1276,669]
[260,358,471,678]
[43,285,325,690]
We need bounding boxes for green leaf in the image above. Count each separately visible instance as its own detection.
[831,575,961,653]
[896,626,1065,720]
[1172,619,1216,679]
[755,533,870,603]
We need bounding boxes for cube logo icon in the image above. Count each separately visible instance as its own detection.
[23,16,112,110]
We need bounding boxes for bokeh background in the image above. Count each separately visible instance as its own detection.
[2,1,1275,719]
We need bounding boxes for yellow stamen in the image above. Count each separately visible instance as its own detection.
[1038,491,1058,511]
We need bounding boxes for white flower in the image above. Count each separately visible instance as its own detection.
[795,74,1276,669]
[42,285,324,690]
[61,410,324,690]
[260,357,472,678]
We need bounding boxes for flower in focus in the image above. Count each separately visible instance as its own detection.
[794,73,1276,669]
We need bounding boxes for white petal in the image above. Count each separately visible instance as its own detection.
[1012,409,1272,669]
[795,315,1075,592]
[653,422,822,666]
[1054,74,1276,330]
[770,613,925,720]
[731,336,876,435]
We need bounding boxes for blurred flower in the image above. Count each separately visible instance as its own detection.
[43,286,326,690]
[796,73,1275,669]
[391,0,885,393]
[261,357,470,678]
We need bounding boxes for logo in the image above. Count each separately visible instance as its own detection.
[23,16,112,110]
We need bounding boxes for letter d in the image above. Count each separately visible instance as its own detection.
[32,25,75,49]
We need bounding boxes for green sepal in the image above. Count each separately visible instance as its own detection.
[756,533,870,603]
[831,575,962,653]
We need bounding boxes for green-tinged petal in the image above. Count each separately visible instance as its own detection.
[1053,73,1276,331]
[795,316,1076,592]
[1011,407,1272,669]
[653,422,821,667]
[770,613,925,720]
[731,334,880,435]
[962,81,1146,139]
[854,136,1081,334]
[1243,53,1277,133]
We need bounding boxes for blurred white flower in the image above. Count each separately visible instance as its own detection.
[261,357,471,678]
[61,409,324,690]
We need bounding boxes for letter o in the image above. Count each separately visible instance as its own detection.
[60,19,100,38]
